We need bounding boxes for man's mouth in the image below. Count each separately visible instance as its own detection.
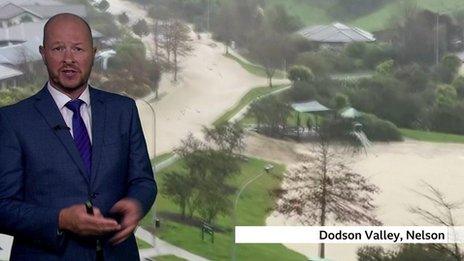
[61,68,79,77]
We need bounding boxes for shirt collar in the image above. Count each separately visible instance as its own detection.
[47,82,91,109]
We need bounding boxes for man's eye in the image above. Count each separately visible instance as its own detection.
[73,47,84,52]
[52,47,64,51]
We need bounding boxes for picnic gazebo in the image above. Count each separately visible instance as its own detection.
[291,100,331,137]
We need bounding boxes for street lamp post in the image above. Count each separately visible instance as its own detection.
[232,164,273,261]
[119,91,158,227]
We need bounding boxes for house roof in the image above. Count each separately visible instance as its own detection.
[0,1,87,20]
[291,100,330,113]
[0,0,62,6]
[298,22,375,43]
[23,4,86,18]
[0,36,42,65]
[0,63,22,80]
[0,22,103,65]
[0,21,103,44]
[0,2,41,20]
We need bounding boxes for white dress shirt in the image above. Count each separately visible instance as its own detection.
[47,82,93,143]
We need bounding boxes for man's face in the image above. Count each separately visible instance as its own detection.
[39,18,96,93]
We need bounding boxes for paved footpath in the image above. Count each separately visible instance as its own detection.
[136,227,210,261]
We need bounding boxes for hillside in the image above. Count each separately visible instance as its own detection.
[266,0,464,32]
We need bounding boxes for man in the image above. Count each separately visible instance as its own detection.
[0,13,157,260]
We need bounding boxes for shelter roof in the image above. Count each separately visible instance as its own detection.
[0,63,22,80]
[298,22,375,43]
[291,100,331,113]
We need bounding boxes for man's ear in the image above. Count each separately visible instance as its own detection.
[39,45,47,65]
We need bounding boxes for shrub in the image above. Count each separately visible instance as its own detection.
[428,102,464,135]
[435,84,457,107]
[394,63,429,92]
[363,43,395,68]
[376,59,394,75]
[333,93,349,110]
[344,42,367,59]
[295,51,331,75]
[358,113,403,141]
[452,75,464,98]
[248,95,292,137]
[288,65,313,82]
[441,54,461,83]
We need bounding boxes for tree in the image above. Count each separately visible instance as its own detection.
[106,36,161,98]
[436,84,458,108]
[262,4,302,34]
[204,122,245,154]
[97,0,109,12]
[376,59,394,75]
[162,171,192,219]
[295,51,331,75]
[409,182,463,260]
[452,76,464,99]
[161,19,192,81]
[118,12,129,25]
[249,30,285,87]
[358,244,458,261]
[249,95,291,137]
[333,93,349,110]
[148,4,172,60]
[288,65,313,83]
[275,135,380,258]
[212,1,235,54]
[132,19,149,38]
[436,54,462,84]
[172,124,245,223]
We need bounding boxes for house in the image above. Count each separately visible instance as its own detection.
[298,22,375,48]
[0,63,22,88]
[0,1,99,89]
[0,0,86,28]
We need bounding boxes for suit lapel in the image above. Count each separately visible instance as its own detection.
[33,86,90,185]
[89,87,105,187]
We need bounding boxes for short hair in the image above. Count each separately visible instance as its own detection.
[42,13,93,46]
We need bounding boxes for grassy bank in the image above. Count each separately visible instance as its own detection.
[213,84,290,126]
[155,255,187,261]
[153,152,175,165]
[400,128,464,144]
[136,238,152,249]
[224,53,286,79]
[141,157,307,261]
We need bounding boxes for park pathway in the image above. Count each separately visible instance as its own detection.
[136,227,210,261]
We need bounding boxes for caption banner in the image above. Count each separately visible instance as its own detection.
[235,226,464,244]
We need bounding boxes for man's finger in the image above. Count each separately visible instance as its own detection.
[85,216,121,231]
[110,225,135,245]
[93,207,104,218]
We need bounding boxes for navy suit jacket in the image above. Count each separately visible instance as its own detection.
[0,86,157,260]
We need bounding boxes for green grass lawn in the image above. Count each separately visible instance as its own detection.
[400,128,464,144]
[213,84,290,126]
[224,53,286,79]
[141,157,307,261]
[154,255,187,261]
[353,0,464,31]
[136,238,152,249]
[265,0,331,26]
[153,152,175,165]
[261,0,464,32]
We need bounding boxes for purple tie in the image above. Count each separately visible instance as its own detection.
[65,99,92,178]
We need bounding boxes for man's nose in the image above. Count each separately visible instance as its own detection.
[62,48,75,64]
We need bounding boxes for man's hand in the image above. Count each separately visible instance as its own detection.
[59,204,121,236]
[109,198,142,245]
